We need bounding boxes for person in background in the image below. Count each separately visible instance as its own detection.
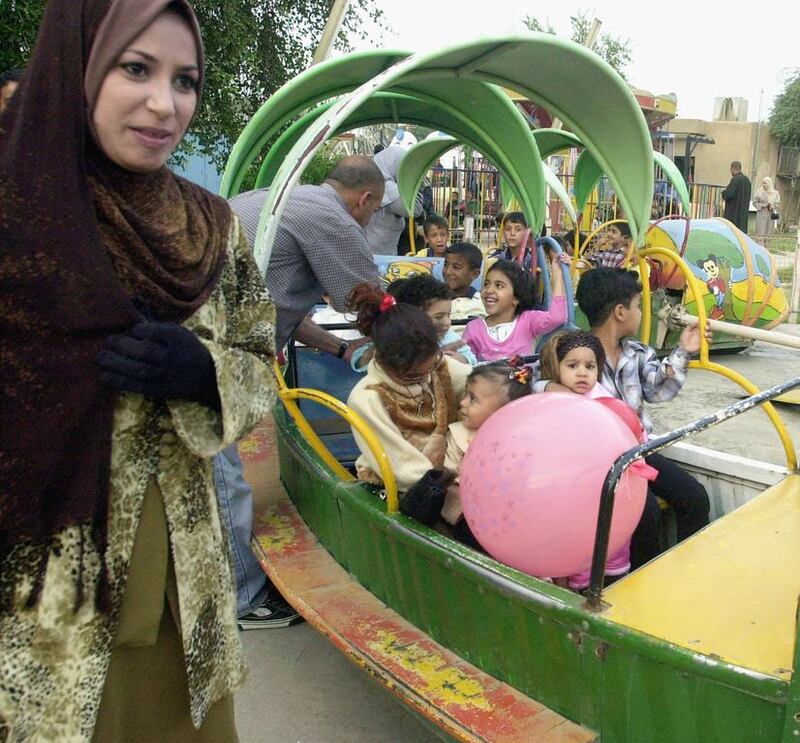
[366,145,423,255]
[487,211,534,270]
[753,176,780,236]
[388,274,476,365]
[721,160,752,234]
[413,215,449,258]
[0,67,23,112]
[229,156,383,360]
[216,159,385,629]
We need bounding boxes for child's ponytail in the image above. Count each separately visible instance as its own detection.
[347,282,439,373]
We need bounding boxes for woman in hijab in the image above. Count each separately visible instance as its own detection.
[0,1,276,740]
[365,144,424,255]
[753,176,781,236]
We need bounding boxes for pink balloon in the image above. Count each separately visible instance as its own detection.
[459,393,648,578]
[595,397,644,441]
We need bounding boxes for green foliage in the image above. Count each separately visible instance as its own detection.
[299,144,341,185]
[1,0,386,169]
[522,11,633,78]
[768,69,800,147]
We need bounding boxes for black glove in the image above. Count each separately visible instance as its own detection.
[98,322,220,411]
[399,469,454,526]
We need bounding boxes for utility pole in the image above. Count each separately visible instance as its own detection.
[312,0,351,66]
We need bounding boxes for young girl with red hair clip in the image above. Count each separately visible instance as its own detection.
[345,283,469,522]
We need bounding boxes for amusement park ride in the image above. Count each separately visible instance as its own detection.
[223,35,800,742]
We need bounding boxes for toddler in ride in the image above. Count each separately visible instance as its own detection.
[538,330,651,589]
[462,258,568,361]
[440,362,533,542]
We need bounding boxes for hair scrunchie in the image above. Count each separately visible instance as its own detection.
[379,294,397,313]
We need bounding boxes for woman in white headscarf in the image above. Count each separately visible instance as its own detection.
[753,176,781,236]
[366,145,424,255]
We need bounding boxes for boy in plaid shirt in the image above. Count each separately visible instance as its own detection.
[575,268,710,568]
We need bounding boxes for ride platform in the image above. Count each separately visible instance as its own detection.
[603,473,800,681]
[243,415,598,743]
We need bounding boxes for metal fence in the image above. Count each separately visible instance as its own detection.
[427,166,727,243]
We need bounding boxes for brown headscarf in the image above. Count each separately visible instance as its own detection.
[0,0,230,611]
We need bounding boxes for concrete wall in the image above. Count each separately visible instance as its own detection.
[666,118,796,226]
[666,118,781,185]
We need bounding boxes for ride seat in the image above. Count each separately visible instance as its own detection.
[293,347,362,466]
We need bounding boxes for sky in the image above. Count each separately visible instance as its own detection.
[347,0,799,123]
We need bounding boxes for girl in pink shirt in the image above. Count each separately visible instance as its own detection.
[462,257,568,361]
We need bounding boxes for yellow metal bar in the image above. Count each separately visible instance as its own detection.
[278,390,355,482]
[638,247,796,470]
[408,216,417,255]
[638,246,710,362]
[688,361,797,470]
[636,255,652,344]
[279,387,399,513]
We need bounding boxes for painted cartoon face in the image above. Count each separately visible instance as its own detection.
[381,261,432,285]
[701,259,719,279]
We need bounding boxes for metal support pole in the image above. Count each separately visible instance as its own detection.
[312,0,351,66]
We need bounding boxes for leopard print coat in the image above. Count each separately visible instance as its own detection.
[0,217,276,742]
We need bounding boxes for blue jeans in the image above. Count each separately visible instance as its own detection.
[213,444,270,617]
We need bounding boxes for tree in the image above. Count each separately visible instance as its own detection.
[769,69,800,147]
[523,11,633,78]
[1,1,386,169]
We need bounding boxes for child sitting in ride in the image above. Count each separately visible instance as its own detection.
[439,361,532,541]
[443,242,486,321]
[462,258,568,361]
[412,215,449,258]
[569,268,710,568]
[346,283,469,502]
[588,221,632,269]
[389,274,476,365]
[487,211,534,270]
[350,275,477,370]
[538,330,641,589]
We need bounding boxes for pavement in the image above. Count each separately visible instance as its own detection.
[234,325,800,742]
[648,322,800,465]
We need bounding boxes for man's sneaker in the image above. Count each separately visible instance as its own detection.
[237,594,303,630]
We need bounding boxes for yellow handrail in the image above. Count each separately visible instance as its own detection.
[272,361,399,511]
[636,255,652,345]
[637,247,797,470]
